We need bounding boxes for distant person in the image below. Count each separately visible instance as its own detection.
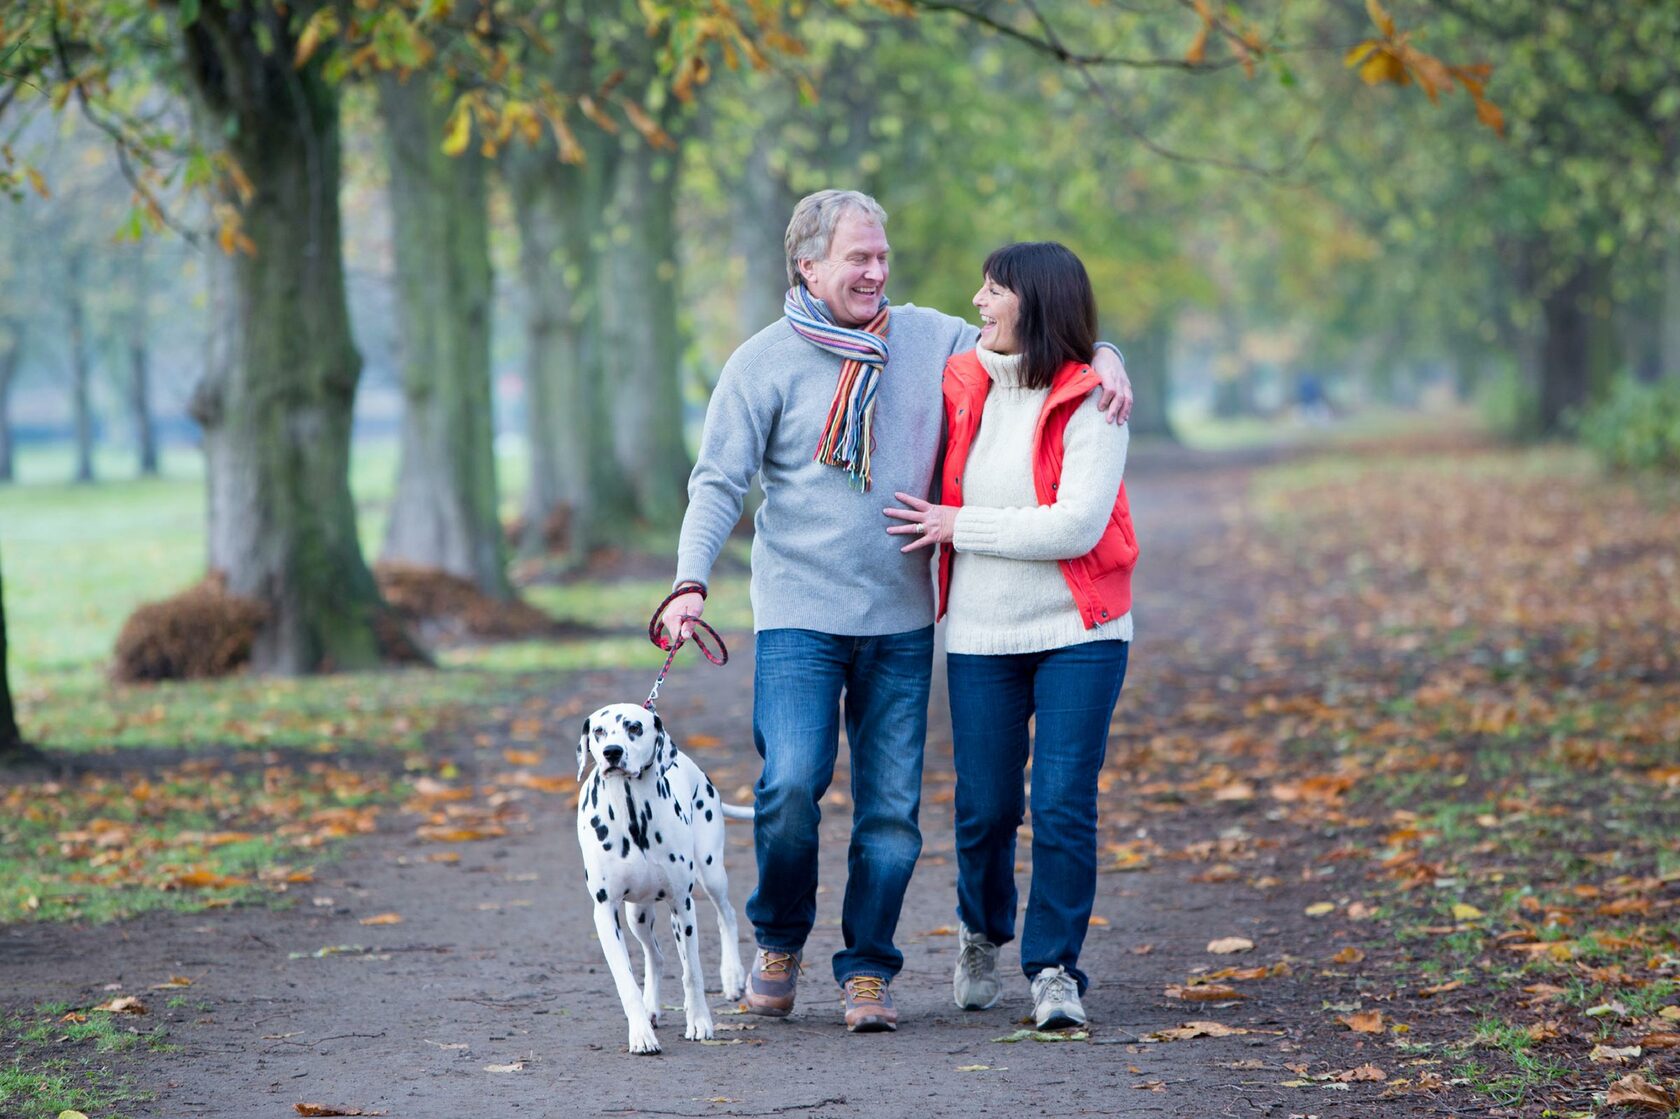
[1296,372,1332,424]
[660,191,1132,1033]
[885,241,1137,1029]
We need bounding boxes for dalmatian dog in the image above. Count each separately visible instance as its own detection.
[576,702,753,1054]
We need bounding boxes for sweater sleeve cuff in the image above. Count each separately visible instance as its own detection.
[953,506,1003,553]
[1094,340,1125,366]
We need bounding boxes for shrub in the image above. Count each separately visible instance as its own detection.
[112,575,268,682]
[1576,376,1680,472]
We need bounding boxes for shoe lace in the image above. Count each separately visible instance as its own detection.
[847,976,887,1003]
[958,940,994,978]
[1038,969,1075,1003]
[760,951,800,977]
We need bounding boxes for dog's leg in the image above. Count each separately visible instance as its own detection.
[625,902,664,1026]
[593,902,660,1054]
[697,856,746,1001]
[669,887,715,1041]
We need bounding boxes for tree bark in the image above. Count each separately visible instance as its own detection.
[504,128,622,559]
[0,324,19,483]
[181,4,393,675]
[129,242,158,477]
[599,125,692,528]
[1537,257,1614,435]
[731,142,795,344]
[67,253,94,484]
[0,543,28,762]
[1662,229,1680,381]
[1120,316,1177,441]
[375,72,509,598]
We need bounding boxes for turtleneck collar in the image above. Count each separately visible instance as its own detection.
[975,345,1031,389]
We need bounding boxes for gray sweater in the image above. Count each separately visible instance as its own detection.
[676,305,978,635]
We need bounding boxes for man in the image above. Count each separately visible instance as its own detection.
[661,190,1131,1032]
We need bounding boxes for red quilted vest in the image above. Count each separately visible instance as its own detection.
[936,349,1138,629]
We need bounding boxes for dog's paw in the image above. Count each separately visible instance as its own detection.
[684,1014,715,1042]
[718,969,746,1002]
[628,1020,661,1054]
[643,1003,660,1028]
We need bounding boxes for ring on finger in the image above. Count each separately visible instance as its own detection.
[914,522,927,535]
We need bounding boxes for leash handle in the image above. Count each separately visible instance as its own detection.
[644,585,729,710]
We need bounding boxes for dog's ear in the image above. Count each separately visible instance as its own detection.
[654,720,679,774]
[576,716,593,783]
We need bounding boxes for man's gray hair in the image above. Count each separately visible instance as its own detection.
[784,189,889,289]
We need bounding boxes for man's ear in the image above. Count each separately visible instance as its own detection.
[797,259,819,288]
[576,717,592,783]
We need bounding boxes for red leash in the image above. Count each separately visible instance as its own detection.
[644,584,728,710]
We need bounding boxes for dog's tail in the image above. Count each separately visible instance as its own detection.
[719,802,755,821]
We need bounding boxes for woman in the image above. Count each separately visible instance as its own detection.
[884,241,1137,1029]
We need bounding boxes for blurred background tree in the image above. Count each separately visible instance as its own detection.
[1,0,1675,696]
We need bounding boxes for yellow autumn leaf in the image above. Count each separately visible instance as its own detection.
[1207,936,1254,954]
[1365,0,1396,37]
[441,96,473,157]
[1338,1010,1384,1033]
[1451,903,1484,920]
[359,912,403,926]
[1305,902,1335,917]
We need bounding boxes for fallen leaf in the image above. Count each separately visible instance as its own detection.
[92,996,146,1015]
[1305,902,1335,917]
[956,1064,994,1072]
[993,1029,1089,1042]
[1088,915,1111,927]
[417,825,506,843]
[483,1061,525,1072]
[427,851,461,864]
[294,1107,387,1117]
[1636,1032,1680,1050]
[1586,1001,1629,1019]
[358,913,403,926]
[149,976,193,989]
[1451,903,1484,920]
[1589,1044,1642,1064]
[685,733,723,749]
[1334,1064,1386,1082]
[1660,1006,1680,1021]
[1331,946,1365,964]
[502,749,542,767]
[1417,979,1463,997]
[1207,936,1255,954]
[1606,1074,1677,1111]
[57,1112,90,1119]
[1165,984,1245,1002]
[1338,1010,1383,1033]
[1131,1080,1166,1091]
[1146,1021,1251,1041]
[922,925,956,936]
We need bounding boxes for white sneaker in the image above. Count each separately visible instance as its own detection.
[1031,966,1086,1029]
[953,925,1001,1010]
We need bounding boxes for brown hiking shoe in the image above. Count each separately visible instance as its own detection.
[745,947,801,1017]
[840,975,898,1033]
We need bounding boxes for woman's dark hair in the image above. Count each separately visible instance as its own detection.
[981,241,1098,391]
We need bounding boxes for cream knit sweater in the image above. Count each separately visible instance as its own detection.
[944,346,1133,656]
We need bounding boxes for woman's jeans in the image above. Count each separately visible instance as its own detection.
[747,625,933,984]
[947,639,1129,994]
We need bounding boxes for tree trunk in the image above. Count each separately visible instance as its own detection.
[129,242,158,477]
[1537,258,1614,435]
[0,544,29,763]
[1120,316,1177,441]
[375,73,509,598]
[0,324,19,483]
[599,126,691,527]
[504,129,622,559]
[731,142,795,345]
[1662,229,1680,381]
[181,4,395,675]
[67,254,94,484]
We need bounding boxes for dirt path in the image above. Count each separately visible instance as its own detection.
[2,452,1449,1118]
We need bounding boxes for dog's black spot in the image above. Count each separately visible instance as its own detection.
[637,911,646,923]
[602,842,612,851]
[705,854,712,865]
[704,809,713,822]
[685,925,693,937]
[653,714,664,732]
[705,782,715,798]
[620,837,629,858]
[654,831,663,845]
[656,890,665,900]
[607,804,615,821]
[593,821,609,842]
[684,896,692,910]
[624,787,650,852]
[668,852,677,862]
[595,888,607,903]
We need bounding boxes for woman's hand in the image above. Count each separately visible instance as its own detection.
[884,492,958,553]
[1091,347,1134,425]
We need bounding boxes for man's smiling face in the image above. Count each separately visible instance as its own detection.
[798,209,890,327]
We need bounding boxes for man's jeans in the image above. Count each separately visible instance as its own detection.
[947,639,1129,994]
[747,625,933,984]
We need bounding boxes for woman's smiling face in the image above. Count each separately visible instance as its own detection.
[973,274,1021,354]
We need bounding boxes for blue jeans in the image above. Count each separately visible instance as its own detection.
[748,625,933,983]
[947,640,1129,994]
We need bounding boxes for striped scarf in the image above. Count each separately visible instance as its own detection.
[784,285,891,491]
